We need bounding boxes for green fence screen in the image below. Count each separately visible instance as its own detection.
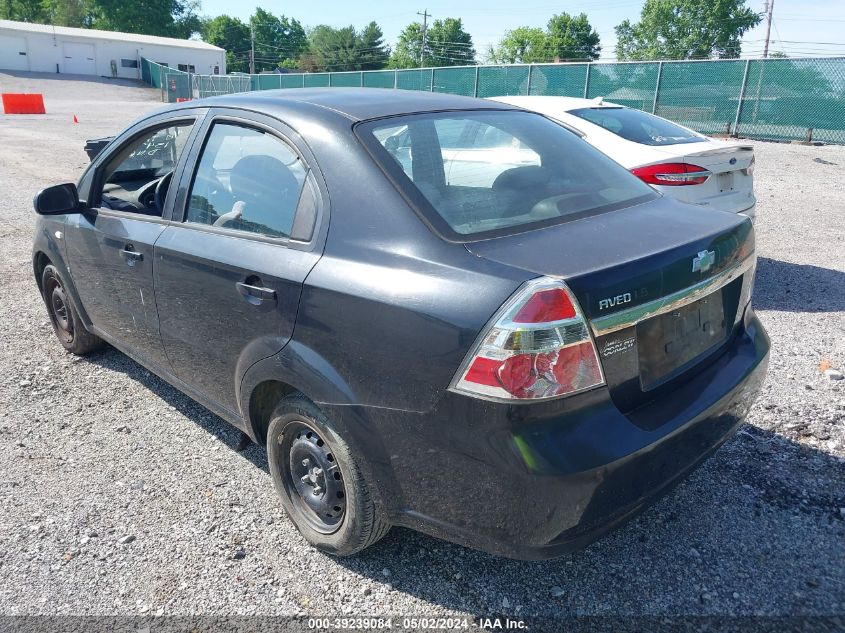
[141,57,845,144]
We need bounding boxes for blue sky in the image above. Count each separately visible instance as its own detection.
[199,0,845,60]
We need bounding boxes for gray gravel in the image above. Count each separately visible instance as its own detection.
[0,71,843,618]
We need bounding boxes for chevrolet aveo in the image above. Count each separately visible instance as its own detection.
[32,89,769,559]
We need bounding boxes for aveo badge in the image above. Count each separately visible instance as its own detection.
[692,249,716,273]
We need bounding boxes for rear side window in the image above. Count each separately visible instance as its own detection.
[361,110,656,239]
[185,122,307,239]
[569,107,706,146]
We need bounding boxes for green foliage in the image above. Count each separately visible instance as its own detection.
[42,0,94,27]
[487,27,547,64]
[200,9,310,73]
[488,13,599,64]
[615,0,762,60]
[200,14,250,73]
[248,9,308,71]
[546,12,600,61]
[426,18,475,66]
[358,21,390,70]
[2,0,198,37]
[1,0,46,21]
[390,17,475,68]
[87,0,200,38]
[389,22,423,69]
[306,22,390,71]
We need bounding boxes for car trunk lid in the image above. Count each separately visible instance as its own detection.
[650,141,755,214]
[465,197,755,411]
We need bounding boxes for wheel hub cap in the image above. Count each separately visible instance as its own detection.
[49,284,71,335]
[287,426,346,531]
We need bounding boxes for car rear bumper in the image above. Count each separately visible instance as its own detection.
[740,201,756,221]
[324,307,769,560]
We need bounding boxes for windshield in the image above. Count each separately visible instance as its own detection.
[361,110,656,239]
[568,107,706,146]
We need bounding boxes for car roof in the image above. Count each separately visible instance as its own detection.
[488,95,622,111]
[174,88,518,122]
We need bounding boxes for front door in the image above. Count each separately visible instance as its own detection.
[66,117,199,369]
[154,114,324,416]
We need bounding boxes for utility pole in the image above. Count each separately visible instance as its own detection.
[417,9,430,66]
[762,0,775,58]
[249,22,256,74]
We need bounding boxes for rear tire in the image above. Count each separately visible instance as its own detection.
[267,394,390,556]
[41,264,104,355]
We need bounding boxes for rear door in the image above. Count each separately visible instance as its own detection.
[66,112,203,370]
[153,110,326,417]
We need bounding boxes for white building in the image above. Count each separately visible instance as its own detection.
[0,20,225,79]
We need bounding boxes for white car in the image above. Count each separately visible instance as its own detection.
[489,96,756,220]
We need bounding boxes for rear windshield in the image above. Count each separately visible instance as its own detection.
[569,107,706,146]
[359,110,656,239]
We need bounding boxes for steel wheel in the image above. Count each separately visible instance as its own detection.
[278,421,346,534]
[45,276,73,345]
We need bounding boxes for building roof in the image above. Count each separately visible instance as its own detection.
[0,19,223,52]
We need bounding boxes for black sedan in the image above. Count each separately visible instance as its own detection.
[32,89,769,559]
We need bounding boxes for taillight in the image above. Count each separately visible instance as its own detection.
[631,163,711,186]
[450,278,605,402]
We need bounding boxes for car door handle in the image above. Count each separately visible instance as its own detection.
[236,281,276,305]
[119,246,143,266]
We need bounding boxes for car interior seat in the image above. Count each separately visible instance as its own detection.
[213,154,301,235]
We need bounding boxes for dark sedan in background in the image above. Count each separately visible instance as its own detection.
[32,89,769,559]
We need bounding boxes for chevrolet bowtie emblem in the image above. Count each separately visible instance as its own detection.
[692,249,716,273]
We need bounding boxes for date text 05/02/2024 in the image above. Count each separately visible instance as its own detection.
[306,617,527,630]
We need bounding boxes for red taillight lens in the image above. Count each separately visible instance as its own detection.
[450,278,605,402]
[513,287,576,323]
[631,163,711,186]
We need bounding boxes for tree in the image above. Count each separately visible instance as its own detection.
[488,27,547,64]
[615,0,762,60]
[309,24,358,71]
[358,21,390,70]
[201,14,250,73]
[390,17,475,68]
[546,12,600,61]
[1,0,46,21]
[42,0,94,27]
[426,18,475,66]
[278,16,309,67]
[89,0,201,38]
[247,9,308,71]
[389,22,424,68]
[306,22,390,72]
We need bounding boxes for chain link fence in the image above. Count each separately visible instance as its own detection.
[140,57,845,144]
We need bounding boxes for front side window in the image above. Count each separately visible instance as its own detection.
[363,110,656,239]
[98,121,194,216]
[186,122,307,239]
[569,107,706,146]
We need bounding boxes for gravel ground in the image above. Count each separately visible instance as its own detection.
[0,71,843,621]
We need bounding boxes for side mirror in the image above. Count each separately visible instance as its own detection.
[34,183,81,215]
